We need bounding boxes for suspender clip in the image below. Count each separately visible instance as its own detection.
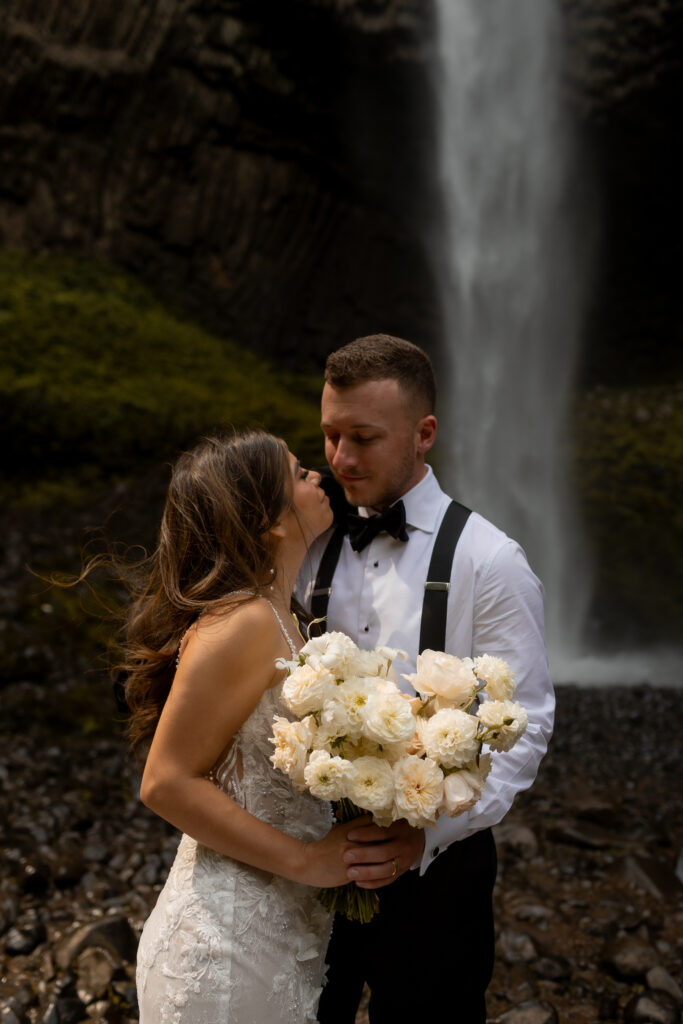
[424,581,450,592]
[312,586,332,598]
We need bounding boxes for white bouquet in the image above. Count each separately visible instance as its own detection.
[269,633,528,922]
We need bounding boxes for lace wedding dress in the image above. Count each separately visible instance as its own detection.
[136,602,334,1023]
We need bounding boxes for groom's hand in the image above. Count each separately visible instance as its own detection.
[342,818,425,889]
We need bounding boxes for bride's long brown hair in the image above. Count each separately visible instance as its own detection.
[121,430,293,758]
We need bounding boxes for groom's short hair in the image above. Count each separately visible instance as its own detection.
[324,334,436,414]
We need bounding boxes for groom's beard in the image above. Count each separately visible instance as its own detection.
[333,450,418,512]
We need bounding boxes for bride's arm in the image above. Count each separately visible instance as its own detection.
[139,599,359,888]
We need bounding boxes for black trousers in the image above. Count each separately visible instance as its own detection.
[317,829,497,1024]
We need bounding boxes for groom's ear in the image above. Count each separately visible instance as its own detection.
[316,468,356,520]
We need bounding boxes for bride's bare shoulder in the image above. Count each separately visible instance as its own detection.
[184,596,282,663]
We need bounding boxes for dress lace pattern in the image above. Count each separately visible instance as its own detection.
[136,603,333,1023]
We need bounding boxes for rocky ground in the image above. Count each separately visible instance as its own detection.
[1,682,682,1024]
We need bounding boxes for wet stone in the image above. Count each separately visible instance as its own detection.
[533,955,571,981]
[512,903,552,924]
[494,824,539,860]
[496,1000,559,1024]
[75,947,116,1004]
[42,996,88,1024]
[83,999,111,1019]
[0,894,19,934]
[56,916,138,970]
[602,934,660,979]
[499,928,538,964]
[646,965,683,1006]
[5,920,47,956]
[618,855,683,902]
[624,990,680,1024]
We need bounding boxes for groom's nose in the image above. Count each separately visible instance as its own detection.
[330,439,356,473]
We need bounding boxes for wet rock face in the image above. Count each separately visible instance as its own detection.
[0,0,441,364]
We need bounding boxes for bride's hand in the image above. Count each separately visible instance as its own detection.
[301,815,373,888]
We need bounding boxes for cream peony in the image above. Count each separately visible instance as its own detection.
[421,707,480,769]
[269,715,314,787]
[402,649,478,705]
[473,654,516,701]
[476,700,528,751]
[362,692,417,745]
[392,755,444,828]
[322,677,377,739]
[282,663,336,717]
[303,750,354,801]
[347,756,395,815]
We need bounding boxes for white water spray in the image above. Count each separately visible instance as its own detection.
[433,1,589,675]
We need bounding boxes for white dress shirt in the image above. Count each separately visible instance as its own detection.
[298,465,555,875]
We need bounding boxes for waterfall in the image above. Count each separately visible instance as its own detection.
[433,0,588,673]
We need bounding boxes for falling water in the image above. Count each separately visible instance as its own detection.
[430,2,683,686]
[432,0,589,675]
[432,1,589,675]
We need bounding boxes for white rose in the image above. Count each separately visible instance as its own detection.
[300,631,363,678]
[303,750,354,801]
[476,700,528,751]
[473,654,516,701]
[347,756,395,815]
[421,707,480,769]
[282,663,336,716]
[402,650,478,705]
[441,766,486,816]
[392,755,444,828]
[362,692,416,745]
[269,715,314,787]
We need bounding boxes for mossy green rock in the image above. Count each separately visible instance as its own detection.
[574,385,683,643]
[0,250,323,505]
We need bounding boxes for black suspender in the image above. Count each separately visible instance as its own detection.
[418,500,471,653]
[310,525,346,624]
[310,500,471,652]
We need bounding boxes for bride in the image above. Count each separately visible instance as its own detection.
[123,431,366,1023]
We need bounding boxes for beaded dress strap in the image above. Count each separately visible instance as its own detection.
[264,599,299,658]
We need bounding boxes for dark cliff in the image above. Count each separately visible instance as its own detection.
[1,0,681,375]
[0,0,440,364]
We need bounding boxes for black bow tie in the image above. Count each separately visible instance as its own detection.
[347,501,409,552]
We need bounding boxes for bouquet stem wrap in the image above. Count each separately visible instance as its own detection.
[317,798,379,924]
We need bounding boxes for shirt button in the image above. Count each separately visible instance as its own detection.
[373,561,379,568]
[432,847,439,858]
[363,626,369,633]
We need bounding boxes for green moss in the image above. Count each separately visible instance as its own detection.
[573,384,683,641]
[0,249,324,505]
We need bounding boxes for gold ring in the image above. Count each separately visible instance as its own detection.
[391,858,398,878]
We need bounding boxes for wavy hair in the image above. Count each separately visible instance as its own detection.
[120,431,293,758]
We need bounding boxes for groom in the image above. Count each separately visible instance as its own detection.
[298,334,555,1024]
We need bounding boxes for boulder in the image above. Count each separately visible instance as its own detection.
[55,917,137,971]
